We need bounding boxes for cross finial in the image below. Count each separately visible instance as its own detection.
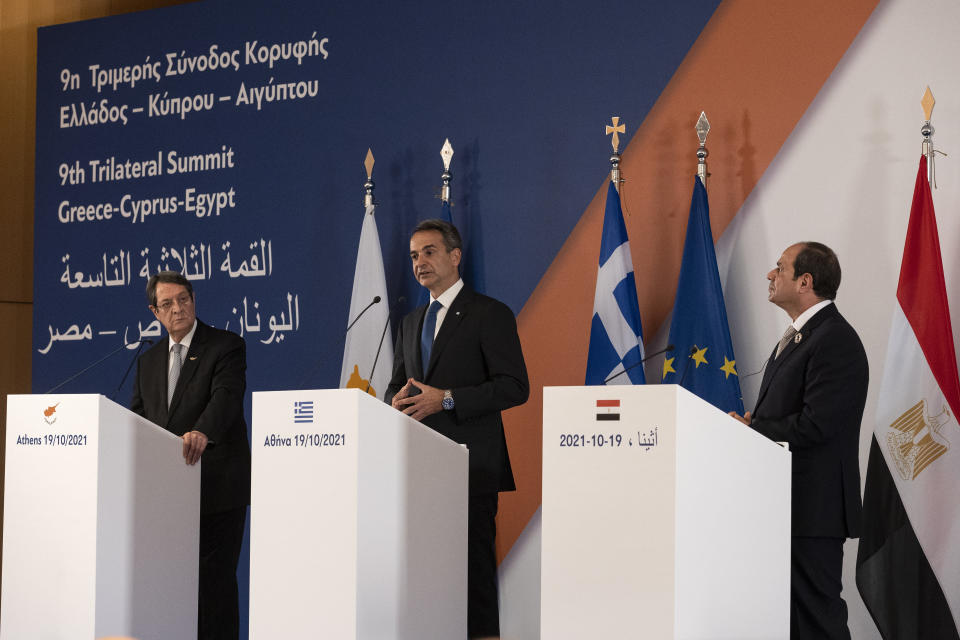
[606,117,626,153]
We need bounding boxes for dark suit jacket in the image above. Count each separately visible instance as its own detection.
[385,287,529,495]
[131,319,251,515]
[752,303,868,538]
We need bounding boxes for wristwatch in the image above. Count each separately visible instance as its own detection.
[442,389,455,411]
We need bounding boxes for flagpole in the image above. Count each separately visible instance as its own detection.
[605,116,625,191]
[695,111,710,188]
[920,86,935,185]
[440,138,454,203]
[587,116,647,385]
[363,148,375,208]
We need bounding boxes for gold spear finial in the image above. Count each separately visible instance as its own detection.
[363,149,375,208]
[920,87,941,186]
[921,86,935,122]
[364,148,375,180]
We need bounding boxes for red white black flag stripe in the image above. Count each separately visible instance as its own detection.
[855,156,960,638]
[596,399,620,421]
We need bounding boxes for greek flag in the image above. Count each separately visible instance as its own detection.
[585,182,645,385]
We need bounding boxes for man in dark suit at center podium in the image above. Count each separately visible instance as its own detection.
[730,242,868,640]
[131,271,251,640]
[386,219,529,640]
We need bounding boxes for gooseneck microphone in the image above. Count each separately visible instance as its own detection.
[676,345,699,389]
[365,296,405,394]
[44,339,153,395]
[296,295,389,389]
[602,344,675,384]
[345,296,381,334]
[111,339,154,400]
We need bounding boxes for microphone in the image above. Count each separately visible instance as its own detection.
[364,296,405,395]
[676,345,699,389]
[345,296,381,334]
[44,340,152,395]
[110,339,154,400]
[296,295,394,389]
[603,344,675,384]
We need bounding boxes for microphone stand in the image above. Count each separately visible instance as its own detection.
[45,340,150,395]
[602,344,675,384]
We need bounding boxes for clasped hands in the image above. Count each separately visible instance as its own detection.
[728,410,752,426]
[391,378,444,421]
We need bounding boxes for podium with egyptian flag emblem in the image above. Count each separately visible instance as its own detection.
[541,384,790,638]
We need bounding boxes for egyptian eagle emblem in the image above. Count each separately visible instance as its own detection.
[887,399,951,481]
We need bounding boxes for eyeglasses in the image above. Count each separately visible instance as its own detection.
[154,294,193,313]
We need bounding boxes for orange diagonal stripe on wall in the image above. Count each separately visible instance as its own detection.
[497,0,880,561]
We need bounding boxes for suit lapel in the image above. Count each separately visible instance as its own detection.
[153,345,171,426]
[408,306,428,379]
[754,304,839,410]
[755,346,779,409]
[424,288,472,380]
[168,321,205,418]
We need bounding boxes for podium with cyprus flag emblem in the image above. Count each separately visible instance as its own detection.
[1,394,200,640]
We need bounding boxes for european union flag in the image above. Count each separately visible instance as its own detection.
[585,182,645,385]
[663,177,743,413]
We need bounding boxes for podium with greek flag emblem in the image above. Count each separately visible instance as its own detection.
[541,384,790,638]
[249,388,468,639]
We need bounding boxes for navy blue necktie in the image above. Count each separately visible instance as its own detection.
[420,300,442,373]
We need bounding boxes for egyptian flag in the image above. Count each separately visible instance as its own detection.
[856,155,960,638]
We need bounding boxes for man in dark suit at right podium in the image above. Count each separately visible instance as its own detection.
[729,242,868,640]
[386,219,528,640]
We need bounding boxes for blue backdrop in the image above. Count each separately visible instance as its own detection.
[33,0,720,634]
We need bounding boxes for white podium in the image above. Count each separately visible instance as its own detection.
[541,385,791,639]
[250,388,469,639]
[1,394,200,640]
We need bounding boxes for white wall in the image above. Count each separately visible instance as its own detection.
[501,1,960,637]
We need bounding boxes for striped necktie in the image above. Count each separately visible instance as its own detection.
[775,325,798,359]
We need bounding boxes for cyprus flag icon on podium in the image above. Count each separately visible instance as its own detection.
[542,385,791,639]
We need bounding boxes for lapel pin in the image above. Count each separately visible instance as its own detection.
[794,333,803,344]
[189,356,198,360]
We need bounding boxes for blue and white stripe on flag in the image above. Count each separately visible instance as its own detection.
[585,181,645,385]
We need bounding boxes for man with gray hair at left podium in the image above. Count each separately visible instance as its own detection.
[130,270,251,640]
